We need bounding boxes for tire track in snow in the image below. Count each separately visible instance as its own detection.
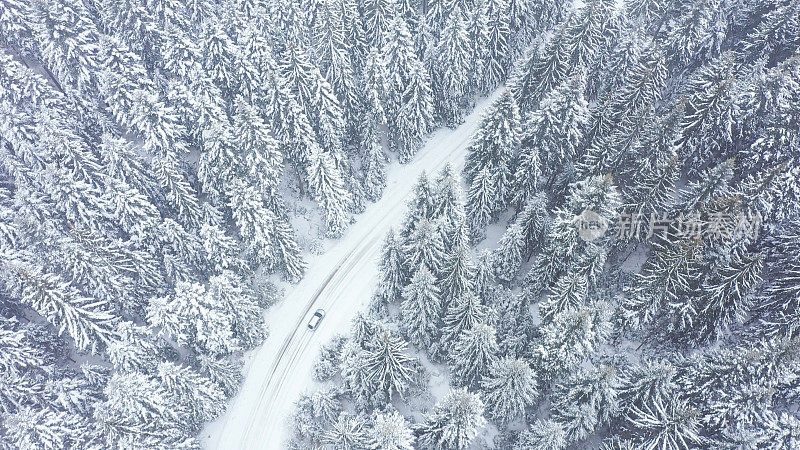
[255,236,379,439]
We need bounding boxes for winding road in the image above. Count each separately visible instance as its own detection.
[204,88,503,449]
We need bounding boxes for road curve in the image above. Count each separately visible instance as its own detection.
[204,88,503,450]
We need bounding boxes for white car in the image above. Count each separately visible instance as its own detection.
[307,309,325,330]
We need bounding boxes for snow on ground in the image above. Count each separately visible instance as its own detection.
[201,88,504,450]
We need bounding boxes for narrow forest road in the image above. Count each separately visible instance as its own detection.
[203,88,503,450]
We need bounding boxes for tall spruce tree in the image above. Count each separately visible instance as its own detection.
[416,388,487,450]
[401,264,443,349]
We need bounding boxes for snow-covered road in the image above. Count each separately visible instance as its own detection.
[203,88,503,449]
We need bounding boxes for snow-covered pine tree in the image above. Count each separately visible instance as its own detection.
[662,0,727,70]
[197,353,241,398]
[147,280,237,356]
[370,409,415,449]
[735,56,800,220]
[262,63,320,192]
[362,139,388,202]
[196,122,238,201]
[430,8,472,125]
[751,219,800,338]
[401,264,443,349]
[740,0,800,60]
[322,412,370,449]
[524,174,620,300]
[480,356,539,424]
[0,318,48,377]
[515,72,590,201]
[617,358,678,413]
[293,388,341,442]
[363,0,396,49]
[537,301,613,379]
[93,371,196,448]
[622,236,705,332]
[376,229,408,310]
[364,331,417,397]
[422,0,450,41]
[472,249,497,302]
[312,0,362,138]
[464,90,520,192]
[0,0,31,52]
[314,335,347,382]
[439,229,476,305]
[307,147,353,237]
[492,222,527,282]
[0,257,116,354]
[677,53,737,175]
[206,271,267,348]
[352,312,382,349]
[402,172,437,237]
[107,322,158,374]
[128,90,202,223]
[466,166,499,236]
[467,94,520,216]
[27,0,102,95]
[338,0,368,69]
[404,217,446,278]
[281,43,346,161]
[415,388,487,450]
[433,164,466,232]
[550,364,621,444]
[515,419,567,450]
[490,291,533,357]
[627,396,703,448]
[605,50,667,124]
[483,0,511,89]
[450,322,499,387]
[622,153,679,222]
[95,133,161,215]
[201,22,240,97]
[506,0,537,58]
[623,0,664,31]
[269,211,307,282]
[340,340,377,409]
[538,269,589,322]
[0,319,61,434]
[692,249,763,341]
[677,158,735,213]
[270,0,312,51]
[463,3,489,94]
[231,97,284,195]
[394,60,435,162]
[511,26,571,110]
[510,194,550,255]
[382,17,435,161]
[2,405,77,449]
[513,0,616,109]
[361,47,390,132]
[226,179,278,268]
[442,291,486,350]
[156,361,226,432]
[98,35,153,130]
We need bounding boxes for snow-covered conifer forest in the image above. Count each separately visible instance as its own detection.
[1,0,800,448]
